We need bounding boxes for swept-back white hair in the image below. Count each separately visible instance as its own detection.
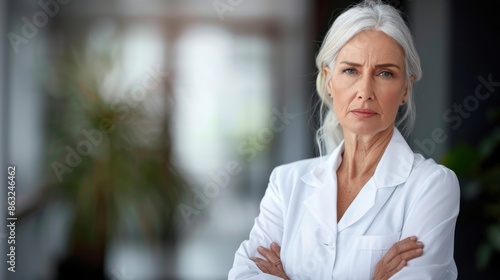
[315,0,422,155]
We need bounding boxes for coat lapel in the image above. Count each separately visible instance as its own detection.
[337,178,378,232]
[300,128,415,234]
[301,143,344,233]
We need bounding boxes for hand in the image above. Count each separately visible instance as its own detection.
[251,242,290,280]
[373,236,424,280]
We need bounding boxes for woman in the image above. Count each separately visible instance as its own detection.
[229,0,460,279]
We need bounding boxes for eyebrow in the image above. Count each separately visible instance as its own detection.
[339,61,401,69]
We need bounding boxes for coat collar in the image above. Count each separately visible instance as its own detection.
[300,127,415,233]
[300,127,414,189]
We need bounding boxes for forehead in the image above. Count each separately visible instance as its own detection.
[337,30,404,64]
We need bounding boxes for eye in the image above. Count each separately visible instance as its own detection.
[342,68,357,75]
[378,71,394,78]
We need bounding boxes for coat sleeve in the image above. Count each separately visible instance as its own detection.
[391,166,460,280]
[228,168,286,280]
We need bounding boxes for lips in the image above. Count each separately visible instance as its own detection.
[350,109,378,118]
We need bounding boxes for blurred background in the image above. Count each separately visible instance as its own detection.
[0,0,498,279]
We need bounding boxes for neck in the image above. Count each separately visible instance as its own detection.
[339,126,394,180]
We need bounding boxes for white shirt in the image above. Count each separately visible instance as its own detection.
[229,128,460,280]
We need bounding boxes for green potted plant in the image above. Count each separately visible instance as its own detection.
[441,108,500,272]
[22,45,187,279]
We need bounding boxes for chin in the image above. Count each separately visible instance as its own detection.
[342,123,393,137]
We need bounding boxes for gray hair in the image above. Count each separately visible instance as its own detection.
[315,0,422,155]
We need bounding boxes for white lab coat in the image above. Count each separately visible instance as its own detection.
[229,128,460,280]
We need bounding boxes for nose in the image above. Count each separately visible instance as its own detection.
[356,75,375,101]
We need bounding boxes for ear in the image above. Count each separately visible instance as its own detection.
[323,67,334,95]
[403,75,415,102]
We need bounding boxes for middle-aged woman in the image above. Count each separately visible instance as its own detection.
[229,0,460,279]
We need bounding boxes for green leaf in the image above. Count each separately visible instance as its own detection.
[476,243,493,271]
[479,131,499,157]
[462,180,481,201]
[487,224,500,252]
[441,142,480,176]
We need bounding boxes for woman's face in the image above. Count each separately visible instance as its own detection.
[325,30,410,137]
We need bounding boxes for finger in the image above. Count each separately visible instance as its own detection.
[393,237,423,254]
[269,244,286,274]
[270,242,281,254]
[252,257,273,273]
[384,237,423,262]
[378,257,407,280]
[379,238,422,272]
[252,257,286,277]
[399,247,424,262]
[257,246,282,265]
[388,259,407,276]
[384,247,423,270]
[384,247,424,276]
[375,238,424,280]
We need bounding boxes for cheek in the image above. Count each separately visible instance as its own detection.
[379,94,403,116]
[332,93,353,118]
[333,75,356,91]
[331,80,356,110]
